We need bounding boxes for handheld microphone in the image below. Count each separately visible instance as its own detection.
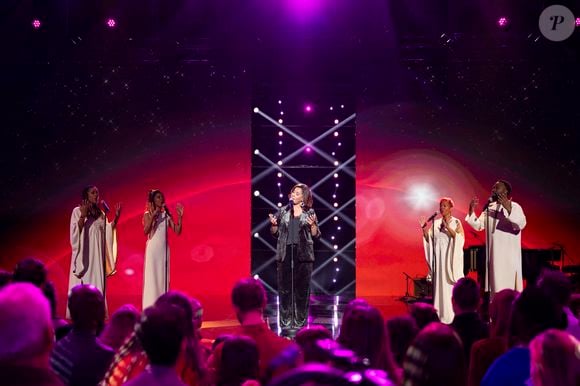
[421,212,438,228]
[101,200,110,213]
[483,192,498,210]
[163,204,172,218]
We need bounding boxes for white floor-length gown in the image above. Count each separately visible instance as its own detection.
[68,207,117,317]
[465,201,526,293]
[423,216,465,324]
[143,212,170,309]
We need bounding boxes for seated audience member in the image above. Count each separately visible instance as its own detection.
[295,325,333,364]
[409,302,440,330]
[216,335,260,386]
[468,289,517,386]
[99,304,140,350]
[403,322,466,386]
[0,283,64,386]
[102,291,205,386]
[43,281,71,341]
[450,277,489,364]
[537,269,580,339]
[481,286,565,386]
[50,284,114,386]
[529,329,580,386]
[209,278,293,380]
[337,304,401,384]
[385,316,419,367]
[12,257,47,287]
[124,304,188,386]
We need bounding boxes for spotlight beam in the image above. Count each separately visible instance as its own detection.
[335,280,355,295]
[252,110,356,183]
[255,149,354,223]
[252,255,278,275]
[310,279,332,295]
[312,239,356,277]
[310,155,355,191]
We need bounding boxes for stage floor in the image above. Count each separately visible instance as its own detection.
[199,295,412,340]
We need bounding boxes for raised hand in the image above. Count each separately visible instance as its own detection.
[115,202,122,218]
[419,216,430,230]
[148,202,160,217]
[306,213,317,226]
[497,192,512,213]
[468,197,479,215]
[176,203,184,217]
[80,199,90,217]
[268,213,278,226]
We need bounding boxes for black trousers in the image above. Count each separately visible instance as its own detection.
[277,244,313,329]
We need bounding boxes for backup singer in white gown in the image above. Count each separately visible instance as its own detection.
[465,180,526,293]
[422,197,465,324]
[68,185,121,316]
[142,189,183,309]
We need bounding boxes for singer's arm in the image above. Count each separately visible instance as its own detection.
[143,212,156,235]
[111,203,122,229]
[504,202,526,231]
[169,204,184,235]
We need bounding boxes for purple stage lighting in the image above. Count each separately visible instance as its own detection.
[497,17,509,28]
[305,104,312,113]
[305,147,312,153]
[32,19,41,29]
[106,18,116,28]
[576,17,580,27]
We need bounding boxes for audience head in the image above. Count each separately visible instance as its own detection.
[337,305,399,383]
[68,284,106,334]
[489,289,517,338]
[343,298,370,319]
[231,278,267,322]
[42,281,58,318]
[99,304,140,350]
[409,302,440,330]
[217,335,260,386]
[452,277,480,314]
[537,269,573,308]
[295,325,333,363]
[508,286,564,347]
[155,291,194,337]
[0,283,53,364]
[403,322,466,386]
[137,304,187,367]
[190,297,204,333]
[12,258,47,287]
[529,329,580,386]
[385,316,419,367]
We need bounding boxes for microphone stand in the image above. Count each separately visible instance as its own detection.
[164,209,169,294]
[290,204,296,329]
[101,206,108,299]
[430,215,437,304]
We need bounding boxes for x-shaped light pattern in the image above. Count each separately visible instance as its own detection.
[251,107,356,296]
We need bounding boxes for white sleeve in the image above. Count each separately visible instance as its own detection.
[423,228,433,273]
[505,202,526,231]
[465,211,485,231]
[70,207,82,275]
[105,221,118,276]
[449,220,465,282]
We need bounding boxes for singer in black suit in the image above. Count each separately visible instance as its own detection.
[269,183,320,331]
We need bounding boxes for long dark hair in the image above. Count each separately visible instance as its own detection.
[337,305,400,384]
[289,183,314,210]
